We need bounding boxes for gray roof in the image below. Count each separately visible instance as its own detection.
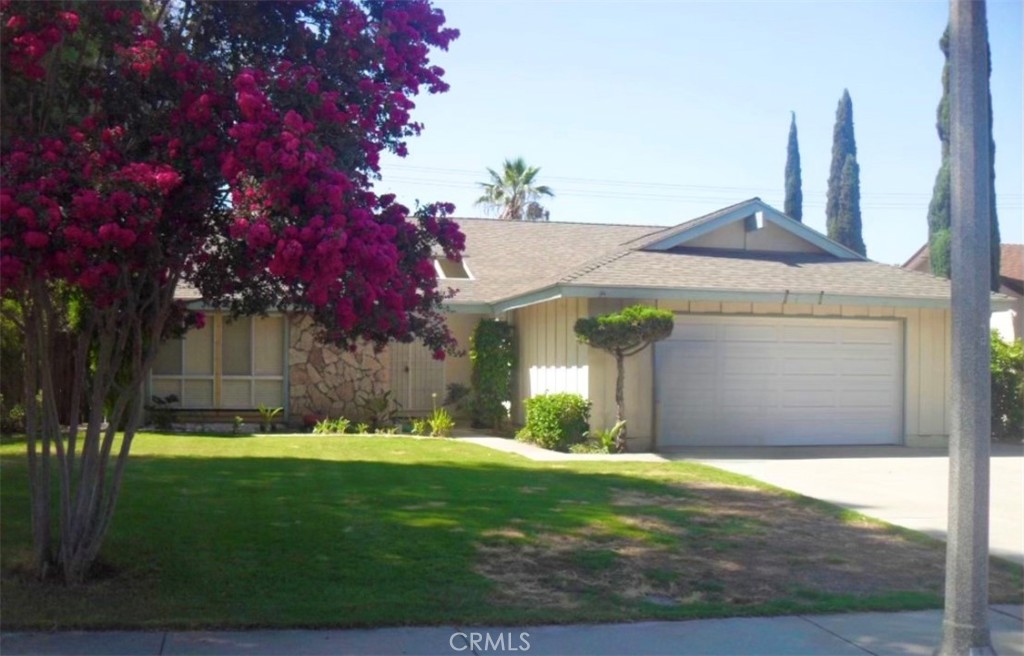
[561,248,959,301]
[447,207,1014,310]
[442,218,657,305]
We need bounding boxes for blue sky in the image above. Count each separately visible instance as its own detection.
[375,0,1022,265]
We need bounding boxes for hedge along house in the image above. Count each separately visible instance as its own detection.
[152,198,1015,448]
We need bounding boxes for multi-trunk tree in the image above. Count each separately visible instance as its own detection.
[0,0,461,584]
[825,90,866,256]
[784,112,803,222]
[574,305,673,453]
[926,26,1001,290]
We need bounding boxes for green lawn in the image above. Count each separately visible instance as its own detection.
[1,434,1020,630]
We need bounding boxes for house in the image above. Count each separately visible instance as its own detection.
[152,198,1016,449]
[903,242,1023,342]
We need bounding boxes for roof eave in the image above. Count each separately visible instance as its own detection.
[638,199,866,261]
[487,283,1017,311]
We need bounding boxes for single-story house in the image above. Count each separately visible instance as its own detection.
[903,242,1023,342]
[151,198,1016,449]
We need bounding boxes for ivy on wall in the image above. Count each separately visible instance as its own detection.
[469,320,516,428]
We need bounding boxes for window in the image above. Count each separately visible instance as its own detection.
[150,314,285,409]
[434,257,472,280]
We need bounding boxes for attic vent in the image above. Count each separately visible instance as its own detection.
[745,211,765,232]
[435,257,472,280]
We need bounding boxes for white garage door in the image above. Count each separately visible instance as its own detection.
[656,315,902,447]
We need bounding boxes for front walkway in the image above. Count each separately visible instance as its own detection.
[455,435,667,462]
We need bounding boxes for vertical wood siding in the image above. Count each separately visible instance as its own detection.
[510,297,952,448]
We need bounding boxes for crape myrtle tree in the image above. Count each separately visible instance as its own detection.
[0,0,462,584]
[574,305,673,452]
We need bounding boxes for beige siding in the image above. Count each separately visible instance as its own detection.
[443,313,482,392]
[890,307,951,444]
[510,297,952,451]
[747,222,827,253]
[681,220,826,254]
[512,298,589,423]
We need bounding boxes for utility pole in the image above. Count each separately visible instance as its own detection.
[939,0,995,654]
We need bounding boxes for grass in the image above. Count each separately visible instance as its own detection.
[1,433,1021,630]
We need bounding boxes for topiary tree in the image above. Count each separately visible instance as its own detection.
[469,319,516,428]
[574,304,673,452]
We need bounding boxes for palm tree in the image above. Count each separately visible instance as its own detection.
[475,157,554,221]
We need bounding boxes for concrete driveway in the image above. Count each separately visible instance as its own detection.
[665,444,1024,564]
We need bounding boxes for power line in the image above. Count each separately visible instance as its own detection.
[376,175,1023,209]
[380,164,1023,205]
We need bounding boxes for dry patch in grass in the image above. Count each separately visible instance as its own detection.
[474,481,1023,611]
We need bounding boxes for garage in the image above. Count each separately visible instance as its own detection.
[655,315,903,447]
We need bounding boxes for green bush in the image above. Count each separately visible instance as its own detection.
[516,393,591,451]
[991,333,1023,441]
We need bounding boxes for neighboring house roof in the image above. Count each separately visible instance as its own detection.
[903,242,1023,298]
[447,198,1012,313]
[1000,244,1023,296]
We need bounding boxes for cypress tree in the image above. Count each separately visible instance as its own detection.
[826,90,864,253]
[835,155,866,256]
[784,112,803,221]
[926,26,1000,291]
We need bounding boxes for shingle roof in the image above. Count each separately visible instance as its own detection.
[442,218,658,305]
[1000,244,1022,294]
[1001,244,1022,281]
[447,211,1012,309]
[562,248,959,301]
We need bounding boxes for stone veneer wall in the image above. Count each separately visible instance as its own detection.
[288,315,389,422]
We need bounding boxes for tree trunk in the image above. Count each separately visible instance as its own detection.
[614,351,626,453]
[23,293,53,578]
[22,278,173,584]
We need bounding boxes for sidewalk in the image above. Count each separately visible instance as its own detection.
[3,606,1021,655]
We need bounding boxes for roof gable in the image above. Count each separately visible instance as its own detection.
[634,198,865,260]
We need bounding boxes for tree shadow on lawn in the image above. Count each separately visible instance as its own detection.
[1,453,1021,630]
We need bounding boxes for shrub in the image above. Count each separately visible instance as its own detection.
[516,393,591,451]
[147,394,180,430]
[355,390,400,432]
[992,333,1023,441]
[568,421,626,454]
[428,407,455,437]
[411,418,431,436]
[257,404,283,433]
[313,417,351,435]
